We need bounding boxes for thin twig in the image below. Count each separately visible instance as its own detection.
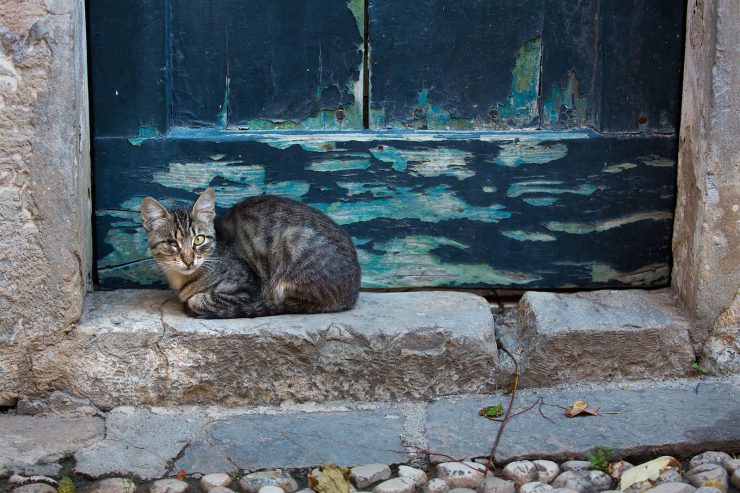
[400,441,483,473]
[485,346,519,472]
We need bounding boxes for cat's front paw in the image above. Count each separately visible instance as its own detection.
[184,293,211,318]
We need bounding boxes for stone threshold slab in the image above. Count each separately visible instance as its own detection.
[31,290,498,408]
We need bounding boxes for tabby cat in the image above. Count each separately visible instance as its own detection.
[140,188,361,318]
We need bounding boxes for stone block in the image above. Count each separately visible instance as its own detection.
[516,289,694,387]
[40,290,497,407]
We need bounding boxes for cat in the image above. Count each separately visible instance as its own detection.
[140,187,361,318]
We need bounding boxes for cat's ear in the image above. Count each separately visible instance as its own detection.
[192,187,216,221]
[141,197,169,232]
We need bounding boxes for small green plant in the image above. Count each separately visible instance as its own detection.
[62,450,73,460]
[58,476,76,493]
[690,362,708,374]
[588,446,614,472]
[479,402,504,419]
[229,469,243,481]
[122,475,136,493]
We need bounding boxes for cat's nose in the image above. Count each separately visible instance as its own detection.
[181,250,195,267]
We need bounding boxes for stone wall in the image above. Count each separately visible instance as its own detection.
[0,0,91,405]
[672,0,739,365]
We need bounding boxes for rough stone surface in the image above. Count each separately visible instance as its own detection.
[646,483,697,493]
[397,465,427,484]
[427,380,740,462]
[685,464,728,492]
[476,476,514,493]
[689,451,733,470]
[694,488,723,493]
[702,292,740,375]
[10,485,58,493]
[732,470,740,490]
[260,487,288,493]
[175,406,406,474]
[352,464,392,488]
[436,462,487,489]
[516,289,694,386]
[551,470,612,493]
[201,473,233,491]
[42,290,497,407]
[723,459,740,475]
[150,479,190,493]
[86,478,137,493]
[519,483,552,493]
[673,0,740,347]
[0,0,92,405]
[549,490,580,493]
[239,471,298,493]
[74,407,209,480]
[373,477,416,493]
[559,462,592,472]
[0,415,103,471]
[657,468,684,484]
[448,489,477,493]
[211,488,236,493]
[423,478,450,493]
[16,392,99,417]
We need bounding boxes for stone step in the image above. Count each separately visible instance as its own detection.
[31,290,499,408]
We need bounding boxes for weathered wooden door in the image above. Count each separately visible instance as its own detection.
[90,0,685,289]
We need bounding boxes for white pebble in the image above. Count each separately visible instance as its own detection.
[436,462,487,489]
[201,473,233,491]
[352,464,392,489]
[397,465,428,484]
[149,479,189,493]
[520,482,553,493]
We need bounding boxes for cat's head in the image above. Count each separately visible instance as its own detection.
[140,188,216,275]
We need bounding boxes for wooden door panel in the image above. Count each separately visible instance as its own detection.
[94,131,676,289]
[171,0,365,129]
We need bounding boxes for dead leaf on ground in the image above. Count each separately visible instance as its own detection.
[309,462,352,493]
[565,400,599,417]
[619,456,681,491]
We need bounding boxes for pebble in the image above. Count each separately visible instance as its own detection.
[501,460,559,485]
[201,472,233,491]
[149,478,189,493]
[519,482,553,493]
[448,489,477,493]
[534,461,560,484]
[694,487,724,493]
[436,462,487,489]
[549,489,582,493]
[646,483,697,493]
[86,478,137,493]
[685,464,729,492]
[551,470,613,493]
[559,461,592,472]
[422,478,450,493]
[689,452,733,470]
[397,465,428,484]
[210,488,237,493]
[260,487,288,493]
[609,460,633,481]
[723,459,740,475]
[623,480,652,493]
[732,470,740,490]
[240,470,299,493]
[657,468,684,484]
[11,485,58,493]
[352,464,392,489]
[475,476,514,493]
[372,477,416,493]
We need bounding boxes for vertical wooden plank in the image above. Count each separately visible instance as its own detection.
[171,0,365,130]
[369,0,545,130]
[595,0,686,132]
[88,0,167,137]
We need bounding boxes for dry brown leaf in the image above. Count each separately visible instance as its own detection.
[309,462,352,493]
[619,456,680,491]
[565,400,599,417]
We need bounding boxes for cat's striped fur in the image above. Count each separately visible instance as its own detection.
[141,188,361,318]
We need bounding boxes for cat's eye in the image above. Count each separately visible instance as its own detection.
[193,235,205,246]
[167,240,179,250]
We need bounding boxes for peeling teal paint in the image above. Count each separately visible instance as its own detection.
[216,76,231,129]
[358,235,540,287]
[507,180,598,198]
[209,153,227,161]
[300,142,337,152]
[369,145,474,179]
[603,162,638,173]
[494,142,568,167]
[544,211,673,234]
[495,37,542,128]
[522,197,559,206]
[306,158,371,172]
[640,155,675,167]
[501,230,557,242]
[128,126,159,146]
[337,182,397,198]
[591,262,670,285]
[542,70,590,127]
[312,184,510,225]
[346,0,364,37]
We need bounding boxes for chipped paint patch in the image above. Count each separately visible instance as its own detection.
[370,145,475,179]
[522,197,558,206]
[346,0,364,36]
[209,154,227,161]
[215,76,231,129]
[358,236,540,287]
[306,158,371,172]
[482,186,496,193]
[507,180,598,198]
[300,142,338,152]
[545,211,673,234]
[640,155,675,167]
[496,37,541,128]
[603,162,638,173]
[501,230,556,242]
[543,70,590,127]
[494,142,567,167]
[312,184,510,224]
[128,126,159,146]
[591,263,670,285]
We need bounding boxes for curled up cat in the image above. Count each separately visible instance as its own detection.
[140,188,361,318]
